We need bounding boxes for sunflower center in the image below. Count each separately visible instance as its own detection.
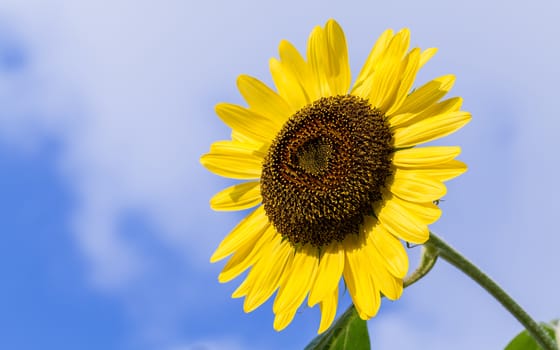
[296,137,333,175]
[260,95,394,248]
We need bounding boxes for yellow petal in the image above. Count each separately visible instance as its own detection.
[318,285,339,334]
[200,141,264,180]
[307,25,331,98]
[352,29,394,95]
[232,277,249,299]
[243,237,292,312]
[199,154,261,180]
[390,168,447,202]
[393,111,471,148]
[412,159,468,182]
[385,48,421,115]
[231,129,263,144]
[362,29,411,110]
[273,307,298,331]
[367,247,403,300]
[376,196,429,244]
[270,58,309,112]
[210,181,261,211]
[365,218,409,279]
[278,40,307,79]
[419,48,438,68]
[237,75,292,125]
[210,206,268,262]
[389,194,441,224]
[215,103,278,143]
[360,221,404,299]
[217,239,256,283]
[218,225,274,283]
[415,96,463,120]
[358,220,404,299]
[393,146,462,168]
[367,53,406,111]
[308,242,344,307]
[324,19,351,95]
[380,28,410,62]
[273,246,317,313]
[343,235,381,319]
[209,140,267,157]
[277,40,316,103]
[391,96,463,129]
[232,235,286,300]
[391,74,455,117]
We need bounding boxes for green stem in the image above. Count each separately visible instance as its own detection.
[403,244,438,288]
[427,232,557,350]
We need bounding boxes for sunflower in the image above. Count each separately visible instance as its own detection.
[201,19,470,333]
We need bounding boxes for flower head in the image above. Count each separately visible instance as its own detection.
[201,19,470,333]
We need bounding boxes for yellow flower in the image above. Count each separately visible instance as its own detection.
[201,19,470,333]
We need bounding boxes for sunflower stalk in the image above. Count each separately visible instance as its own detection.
[403,244,438,288]
[426,232,558,350]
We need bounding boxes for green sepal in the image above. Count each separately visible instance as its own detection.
[304,305,370,350]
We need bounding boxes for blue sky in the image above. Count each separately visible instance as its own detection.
[1,0,559,349]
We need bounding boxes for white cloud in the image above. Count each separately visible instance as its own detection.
[1,0,221,286]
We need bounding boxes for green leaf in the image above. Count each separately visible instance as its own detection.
[304,305,370,350]
[505,320,558,350]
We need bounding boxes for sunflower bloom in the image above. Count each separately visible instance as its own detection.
[201,19,470,333]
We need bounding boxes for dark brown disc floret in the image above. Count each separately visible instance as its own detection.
[260,95,394,248]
